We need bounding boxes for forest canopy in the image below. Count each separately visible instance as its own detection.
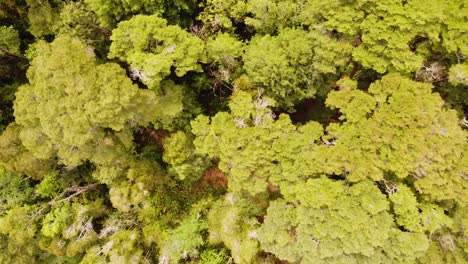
[0,0,467,263]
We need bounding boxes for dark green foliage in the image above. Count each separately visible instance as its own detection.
[57,1,111,55]
[25,0,60,38]
[0,83,19,130]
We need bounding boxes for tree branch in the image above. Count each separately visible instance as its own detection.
[0,46,27,60]
[48,183,99,206]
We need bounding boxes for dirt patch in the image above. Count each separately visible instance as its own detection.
[200,166,228,190]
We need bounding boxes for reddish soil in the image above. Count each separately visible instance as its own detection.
[200,166,228,189]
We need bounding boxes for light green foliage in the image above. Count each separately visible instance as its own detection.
[24,41,38,60]
[192,91,324,195]
[36,171,64,199]
[244,0,302,34]
[207,193,262,263]
[243,28,352,107]
[417,204,454,234]
[0,165,34,212]
[200,248,230,264]
[382,229,430,263]
[81,230,147,264]
[154,81,184,128]
[0,234,45,264]
[0,0,466,262]
[418,239,468,264]
[435,206,468,262]
[322,74,467,205]
[449,63,468,86]
[258,178,429,263]
[109,15,205,90]
[0,123,54,179]
[257,200,299,262]
[0,26,20,55]
[159,215,207,263]
[152,80,203,131]
[38,200,106,256]
[14,35,158,166]
[206,33,243,64]
[389,184,452,233]
[351,2,427,74]
[108,160,165,212]
[440,1,468,55]
[92,165,126,186]
[0,205,38,244]
[41,202,74,238]
[325,77,376,123]
[206,33,244,84]
[243,28,315,107]
[299,0,364,36]
[388,184,423,232]
[452,206,468,247]
[300,0,464,74]
[162,131,209,182]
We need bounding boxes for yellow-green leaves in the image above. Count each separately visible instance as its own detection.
[259,178,397,263]
[192,91,323,195]
[108,160,165,212]
[26,0,59,38]
[0,123,53,179]
[206,33,243,65]
[197,0,248,32]
[84,0,165,28]
[244,28,352,107]
[0,26,20,55]
[109,15,205,90]
[300,0,464,74]
[162,131,209,181]
[0,1,466,262]
[41,203,74,238]
[389,184,453,233]
[323,75,467,205]
[159,216,207,263]
[81,230,146,264]
[0,205,38,244]
[0,165,34,212]
[207,194,262,263]
[245,0,302,34]
[449,63,468,85]
[14,35,158,166]
[326,78,376,123]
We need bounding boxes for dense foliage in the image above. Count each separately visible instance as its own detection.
[0,0,466,263]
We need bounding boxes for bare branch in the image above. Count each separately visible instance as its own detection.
[49,183,99,206]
